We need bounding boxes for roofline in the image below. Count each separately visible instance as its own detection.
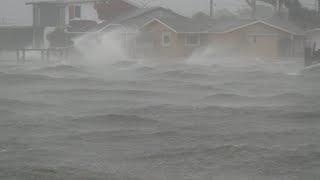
[26,0,106,5]
[121,0,142,8]
[216,20,299,35]
[305,28,320,34]
[0,25,33,29]
[140,18,177,33]
[117,7,169,24]
[96,23,123,33]
[139,18,209,33]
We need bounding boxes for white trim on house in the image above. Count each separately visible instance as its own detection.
[141,18,177,33]
[215,20,298,35]
[27,0,141,7]
[140,18,211,34]
[162,31,171,47]
[247,33,280,37]
[305,28,320,34]
[184,34,200,47]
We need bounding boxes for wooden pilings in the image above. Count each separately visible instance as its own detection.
[16,47,71,63]
[304,47,313,67]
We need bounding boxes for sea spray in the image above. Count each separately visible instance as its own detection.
[73,29,129,66]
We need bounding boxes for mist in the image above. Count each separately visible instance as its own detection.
[1,0,320,180]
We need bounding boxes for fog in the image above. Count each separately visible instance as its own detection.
[0,0,315,25]
[1,0,320,180]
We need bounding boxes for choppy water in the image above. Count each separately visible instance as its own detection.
[0,57,320,180]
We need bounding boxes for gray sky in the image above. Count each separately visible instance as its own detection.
[0,0,316,25]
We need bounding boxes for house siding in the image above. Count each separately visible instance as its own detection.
[138,21,204,58]
[140,21,179,58]
[209,22,301,58]
[0,27,33,50]
[94,0,138,21]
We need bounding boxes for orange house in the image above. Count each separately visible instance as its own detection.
[134,16,305,58]
[95,7,210,59]
[206,18,305,58]
[95,6,305,59]
[136,17,209,58]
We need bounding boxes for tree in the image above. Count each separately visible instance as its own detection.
[245,0,294,12]
[138,0,160,8]
[245,0,320,28]
[47,28,73,48]
[215,8,237,20]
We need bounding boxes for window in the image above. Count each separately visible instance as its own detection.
[162,31,171,47]
[69,5,82,19]
[253,36,257,43]
[185,34,200,47]
[74,6,81,18]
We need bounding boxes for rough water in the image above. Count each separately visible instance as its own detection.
[0,55,320,180]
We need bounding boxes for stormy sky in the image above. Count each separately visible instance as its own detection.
[0,0,316,25]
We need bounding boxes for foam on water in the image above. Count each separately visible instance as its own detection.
[0,30,320,180]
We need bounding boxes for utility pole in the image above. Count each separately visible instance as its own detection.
[278,0,281,14]
[252,0,256,19]
[318,0,320,16]
[210,0,213,17]
[315,0,317,15]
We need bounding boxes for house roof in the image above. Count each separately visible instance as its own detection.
[263,16,305,35]
[208,16,304,35]
[90,6,305,36]
[208,19,255,33]
[305,28,320,34]
[26,0,140,7]
[141,17,211,33]
[95,6,185,32]
[26,0,99,5]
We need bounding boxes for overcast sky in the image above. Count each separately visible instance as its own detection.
[0,0,316,25]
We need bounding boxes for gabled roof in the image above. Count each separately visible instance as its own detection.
[208,16,304,35]
[305,28,320,34]
[91,7,305,36]
[208,19,255,33]
[263,16,305,35]
[26,0,100,5]
[26,0,140,7]
[95,6,185,32]
[141,17,210,33]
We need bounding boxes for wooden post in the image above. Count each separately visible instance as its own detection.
[22,49,26,63]
[318,0,320,16]
[16,49,20,63]
[41,50,44,61]
[252,0,256,19]
[210,0,213,17]
[47,49,50,61]
[305,47,312,66]
[60,48,63,60]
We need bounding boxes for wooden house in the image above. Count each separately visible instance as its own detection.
[94,5,305,59]
[207,17,305,58]
[95,7,210,58]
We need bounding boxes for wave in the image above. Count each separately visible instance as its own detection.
[268,92,308,100]
[0,166,139,180]
[72,114,159,126]
[205,93,258,101]
[253,145,320,176]
[30,64,86,74]
[39,88,170,97]
[137,144,273,161]
[0,98,54,110]
[204,92,314,104]
[157,69,209,79]
[0,73,58,83]
[112,60,138,68]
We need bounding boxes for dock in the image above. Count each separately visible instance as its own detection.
[16,47,71,63]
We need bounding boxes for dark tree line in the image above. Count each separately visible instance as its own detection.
[246,0,320,28]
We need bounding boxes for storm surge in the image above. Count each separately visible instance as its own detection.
[0,37,320,180]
